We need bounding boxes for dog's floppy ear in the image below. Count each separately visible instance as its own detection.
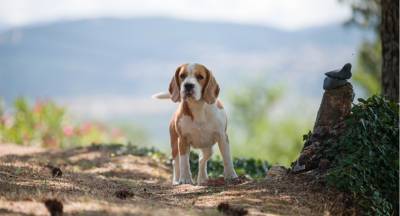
[169,66,182,102]
[203,68,220,104]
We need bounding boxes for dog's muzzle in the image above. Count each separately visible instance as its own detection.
[183,83,195,98]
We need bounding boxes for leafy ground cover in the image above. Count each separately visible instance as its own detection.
[324,96,399,215]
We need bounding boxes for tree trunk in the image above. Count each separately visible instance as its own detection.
[380,0,399,102]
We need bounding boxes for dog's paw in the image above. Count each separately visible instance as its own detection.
[178,177,193,185]
[225,177,244,185]
[224,172,238,180]
[197,177,209,186]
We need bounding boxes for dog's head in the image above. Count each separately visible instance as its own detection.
[169,63,219,104]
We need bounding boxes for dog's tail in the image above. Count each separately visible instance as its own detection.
[152,92,171,99]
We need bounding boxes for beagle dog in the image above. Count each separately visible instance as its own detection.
[153,63,238,185]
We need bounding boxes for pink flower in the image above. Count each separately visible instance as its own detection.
[80,123,92,134]
[33,101,43,113]
[63,126,74,137]
[3,115,14,128]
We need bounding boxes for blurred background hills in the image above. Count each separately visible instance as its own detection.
[1,17,366,100]
[0,16,370,163]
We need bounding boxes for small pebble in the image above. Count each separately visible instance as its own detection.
[217,202,248,216]
[44,199,63,216]
[115,189,134,200]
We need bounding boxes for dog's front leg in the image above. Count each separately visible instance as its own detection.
[217,133,238,180]
[178,138,193,184]
[172,156,180,185]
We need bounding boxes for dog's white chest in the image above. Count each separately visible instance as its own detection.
[178,115,220,149]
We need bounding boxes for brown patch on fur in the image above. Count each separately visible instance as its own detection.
[202,68,220,104]
[169,65,185,102]
[216,100,224,109]
[170,100,194,158]
[178,136,190,155]
[181,100,194,120]
[177,64,208,89]
[193,66,208,88]
[169,118,179,159]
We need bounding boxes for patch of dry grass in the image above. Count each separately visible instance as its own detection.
[0,144,347,215]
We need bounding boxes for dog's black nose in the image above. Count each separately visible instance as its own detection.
[184,83,195,91]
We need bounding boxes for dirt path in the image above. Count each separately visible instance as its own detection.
[0,144,345,216]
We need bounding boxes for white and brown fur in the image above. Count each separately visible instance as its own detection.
[152,63,238,185]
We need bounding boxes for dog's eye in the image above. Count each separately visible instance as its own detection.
[196,75,204,80]
[180,74,187,79]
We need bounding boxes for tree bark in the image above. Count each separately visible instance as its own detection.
[380,0,399,102]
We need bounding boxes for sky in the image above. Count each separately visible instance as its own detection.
[0,0,351,30]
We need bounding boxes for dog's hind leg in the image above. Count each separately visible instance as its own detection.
[197,147,213,185]
[217,133,238,180]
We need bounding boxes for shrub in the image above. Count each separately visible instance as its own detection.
[0,98,132,148]
[104,143,269,179]
[0,98,65,147]
[91,143,270,180]
[325,95,399,215]
[189,152,269,179]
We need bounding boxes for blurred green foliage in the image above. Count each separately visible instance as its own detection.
[324,95,399,215]
[353,39,381,95]
[0,98,65,147]
[109,122,150,147]
[0,97,144,148]
[339,0,381,96]
[339,0,380,30]
[227,82,311,167]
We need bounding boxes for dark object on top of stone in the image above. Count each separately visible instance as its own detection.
[44,199,63,216]
[323,63,352,90]
[325,63,352,80]
[323,78,348,90]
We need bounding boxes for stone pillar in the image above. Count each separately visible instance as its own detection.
[292,64,354,173]
[314,83,354,133]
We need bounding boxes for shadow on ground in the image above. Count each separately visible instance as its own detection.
[0,144,346,215]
